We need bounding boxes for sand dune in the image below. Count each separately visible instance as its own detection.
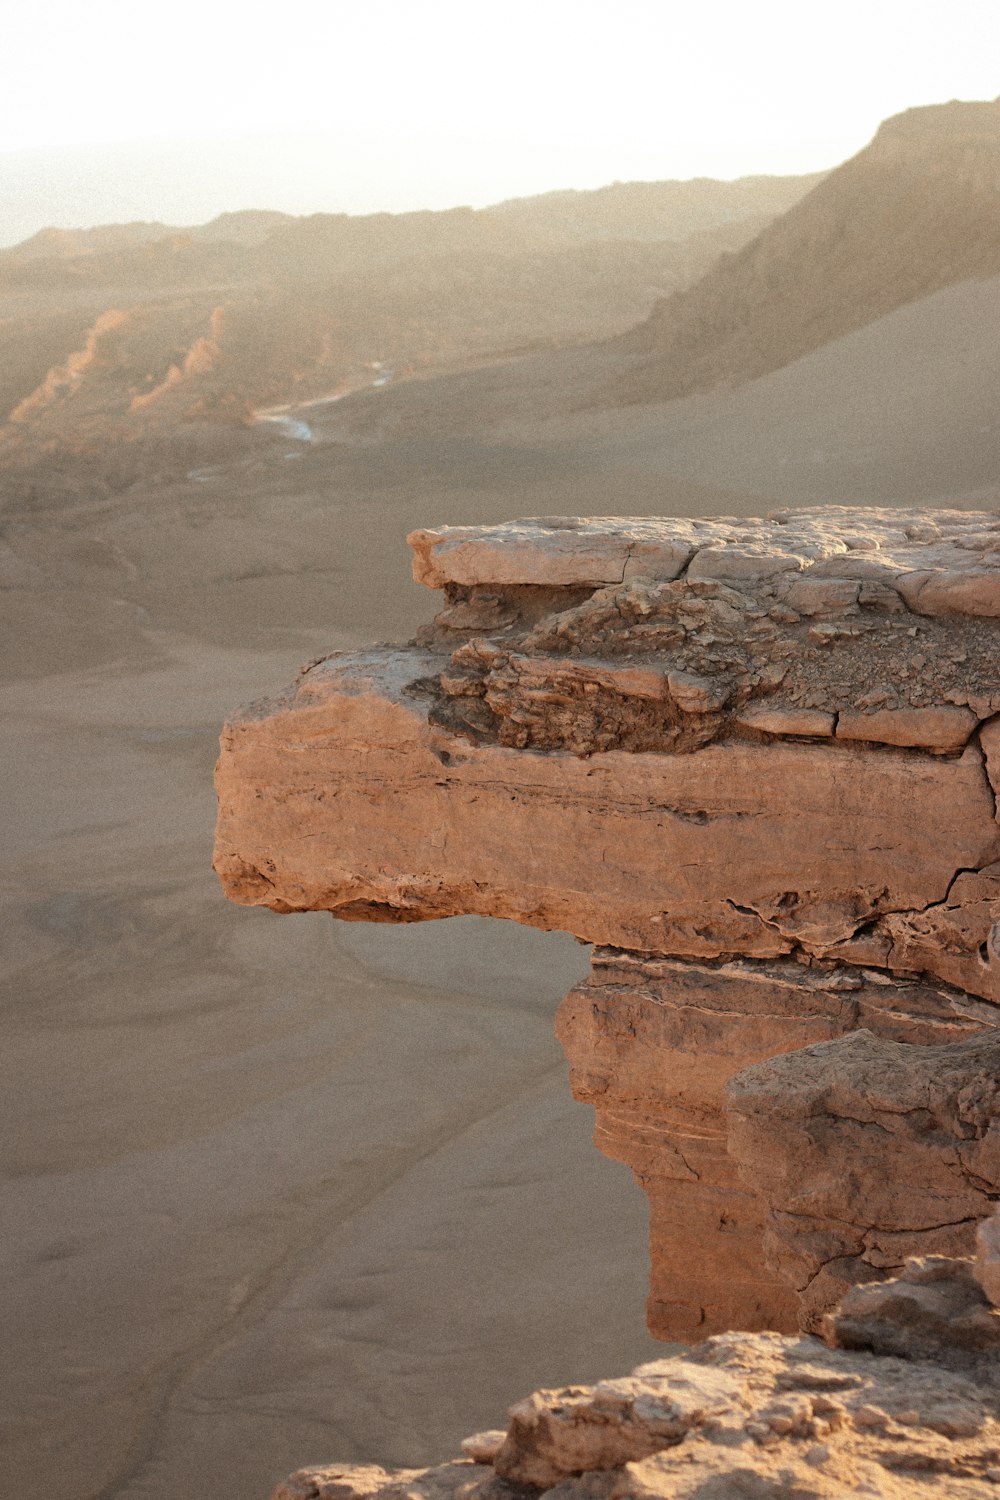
[513,271,1000,508]
[617,98,1000,402]
[303,269,1000,516]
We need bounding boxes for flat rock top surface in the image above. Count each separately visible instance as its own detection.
[410,507,1000,614]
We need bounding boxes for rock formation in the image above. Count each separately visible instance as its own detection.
[272,1229,1000,1500]
[214,508,1000,1342]
[726,1028,1000,1330]
[559,955,991,1340]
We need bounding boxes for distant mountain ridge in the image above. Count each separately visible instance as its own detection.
[617,98,1000,402]
[0,179,823,294]
[7,93,1000,502]
[4,211,300,264]
[480,175,827,243]
[0,170,820,490]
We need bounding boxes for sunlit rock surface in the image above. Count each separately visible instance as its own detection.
[215,509,1000,1342]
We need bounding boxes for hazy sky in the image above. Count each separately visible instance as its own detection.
[2,0,998,241]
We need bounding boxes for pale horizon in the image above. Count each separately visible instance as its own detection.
[0,123,846,249]
[2,0,999,246]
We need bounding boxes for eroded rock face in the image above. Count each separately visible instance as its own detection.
[214,509,1000,1341]
[408,511,1000,616]
[214,647,1000,970]
[559,953,988,1339]
[829,1253,1000,1366]
[273,1248,1000,1500]
[726,1029,1000,1330]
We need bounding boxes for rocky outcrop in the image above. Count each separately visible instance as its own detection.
[214,508,1000,1341]
[726,1029,1000,1330]
[272,1234,1000,1500]
[559,953,987,1339]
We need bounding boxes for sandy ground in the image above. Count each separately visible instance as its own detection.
[4,273,999,1499]
[324,273,1000,514]
[1,631,661,1500]
[1,450,667,1500]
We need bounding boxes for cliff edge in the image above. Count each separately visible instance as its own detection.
[215,507,1000,1346]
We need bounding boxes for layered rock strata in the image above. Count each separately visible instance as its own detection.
[559,953,989,1339]
[214,508,1000,1339]
[273,1233,1000,1500]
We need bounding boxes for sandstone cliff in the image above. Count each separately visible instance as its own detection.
[215,508,1000,1346]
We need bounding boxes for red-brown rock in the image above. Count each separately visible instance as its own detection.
[214,509,1000,1344]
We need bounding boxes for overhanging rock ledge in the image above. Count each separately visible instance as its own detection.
[214,507,1000,1340]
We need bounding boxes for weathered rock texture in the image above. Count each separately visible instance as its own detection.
[214,508,1000,1340]
[559,953,989,1340]
[727,1029,1000,1331]
[273,1240,1000,1500]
